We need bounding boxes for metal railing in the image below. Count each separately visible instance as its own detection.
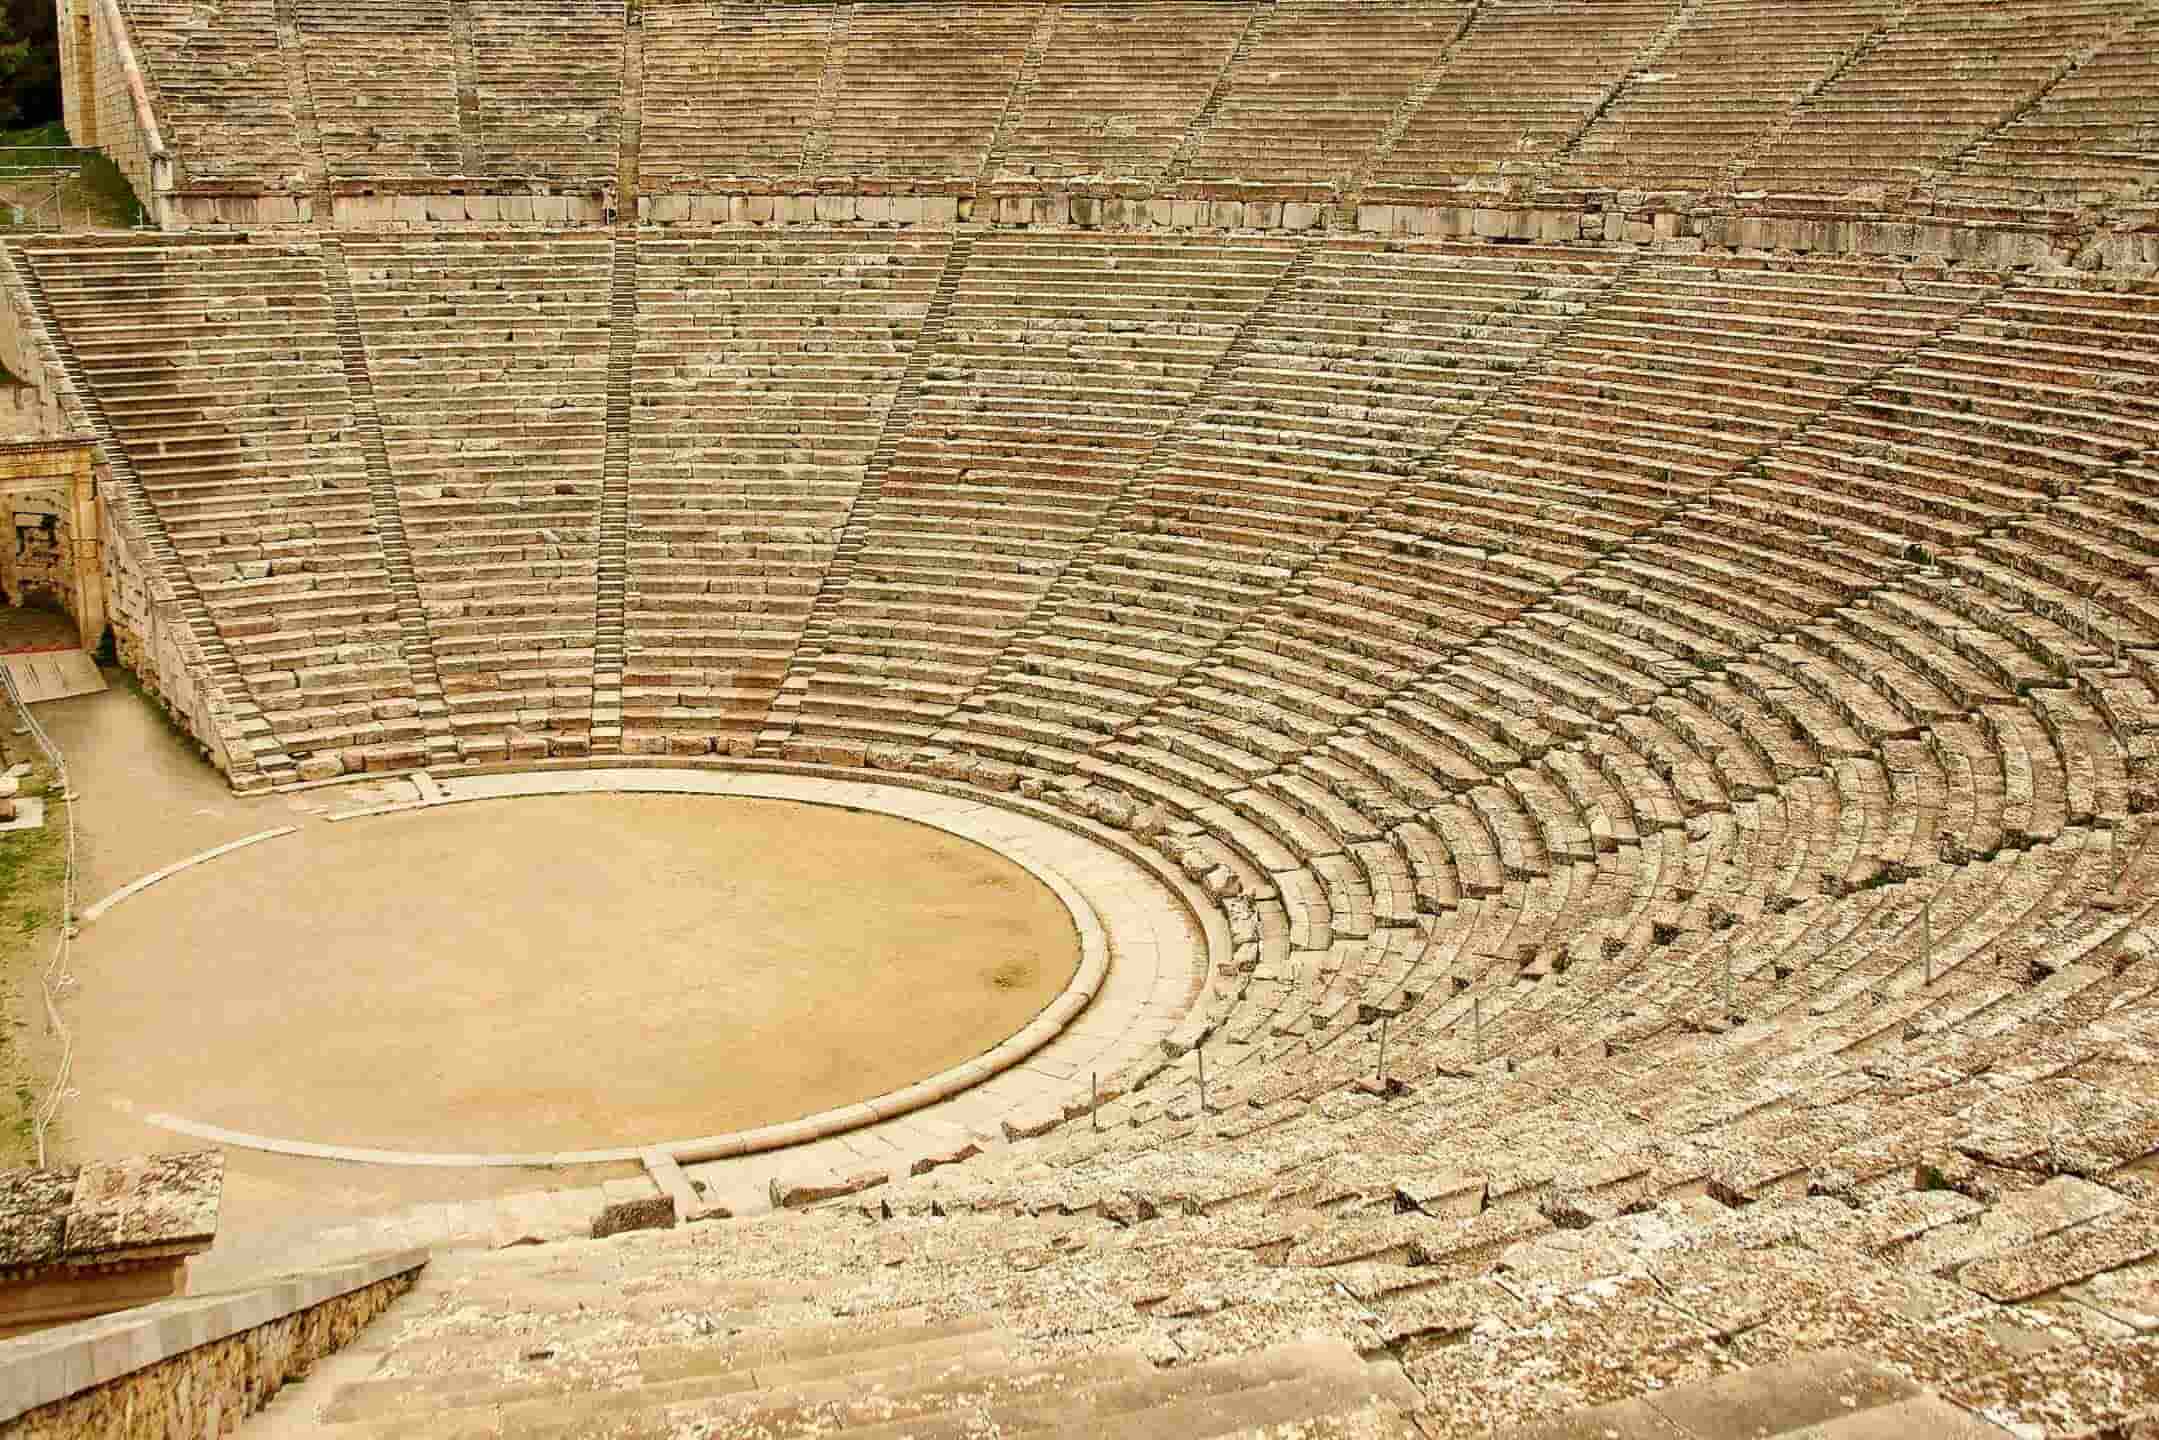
[0,662,78,1166]
[0,145,144,231]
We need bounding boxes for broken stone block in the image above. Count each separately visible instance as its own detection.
[770,1170,887,1210]
[589,1177,675,1238]
[910,1141,982,1177]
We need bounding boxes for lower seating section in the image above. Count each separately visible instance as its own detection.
[1187,0,1470,185]
[1238,253,1986,733]
[343,235,612,755]
[626,231,950,752]
[1558,0,1904,193]
[788,232,1297,748]
[1736,0,2135,200]
[823,0,1043,178]
[471,0,623,181]
[121,0,306,181]
[1946,8,2159,205]
[23,240,420,763]
[1373,0,1679,192]
[639,0,828,182]
[31,223,2159,1438]
[296,0,463,179]
[991,0,1248,182]
[936,241,1628,771]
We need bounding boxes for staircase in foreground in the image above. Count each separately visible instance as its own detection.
[247,1240,1421,1438]
[238,1212,2024,1440]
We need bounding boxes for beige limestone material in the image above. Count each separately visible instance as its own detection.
[0,1151,222,1338]
[70,792,1080,1156]
[0,1249,420,1431]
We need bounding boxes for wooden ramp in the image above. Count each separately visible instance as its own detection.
[2,650,106,704]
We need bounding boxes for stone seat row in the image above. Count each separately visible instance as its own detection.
[1552,0,1905,194]
[906,254,1997,774]
[1366,0,1676,193]
[19,240,427,759]
[118,0,2159,210]
[881,793,2148,1202]
[782,902,2159,1440]
[343,236,613,740]
[1733,0,2139,203]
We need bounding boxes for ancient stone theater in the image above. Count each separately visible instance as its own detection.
[0,0,2155,1435]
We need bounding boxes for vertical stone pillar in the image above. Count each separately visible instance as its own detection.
[69,450,104,649]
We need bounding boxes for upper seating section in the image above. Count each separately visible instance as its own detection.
[1735,0,2138,201]
[1944,8,2159,205]
[472,0,625,181]
[1184,0,1470,186]
[1555,0,1903,194]
[991,0,1248,182]
[640,1,827,182]
[126,0,620,188]
[108,0,2159,206]
[121,0,305,182]
[1371,0,1678,194]
[296,0,463,179]
[822,1,1042,178]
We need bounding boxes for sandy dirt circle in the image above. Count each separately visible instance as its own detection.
[75,793,1080,1153]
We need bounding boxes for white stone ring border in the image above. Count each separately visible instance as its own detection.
[141,764,1219,1169]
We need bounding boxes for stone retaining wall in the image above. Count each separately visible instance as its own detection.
[0,1250,423,1436]
[149,181,2159,270]
[56,0,164,224]
[0,388,65,444]
[0,282,67,446]
[0,442,101,649]
[99,485,229,771]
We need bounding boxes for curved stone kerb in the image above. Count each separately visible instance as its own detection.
[141,767,1211,1169]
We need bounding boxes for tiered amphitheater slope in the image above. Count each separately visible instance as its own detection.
[17,2,2159,1436]
[16,221,2159,1434]
[100,0,2159,212]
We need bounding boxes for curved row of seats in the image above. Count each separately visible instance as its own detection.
[119,0,621,184]
[26,224,2159,1432]
[119,0,2159,206]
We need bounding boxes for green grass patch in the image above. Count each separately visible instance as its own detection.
[0,760,67,1169]
[0,120,145,228]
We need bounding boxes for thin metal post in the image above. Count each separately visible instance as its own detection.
[1091,1071,1099,1131]
[1377,1015,1389,1086]
[1922,900,1933,988]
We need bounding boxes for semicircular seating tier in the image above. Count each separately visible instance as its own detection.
[14,222,2159,1434]
[92,0,2159,212]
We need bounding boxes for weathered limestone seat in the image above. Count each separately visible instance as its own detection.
[1735,0,2135,203]
[342,232,612,755]
[296,0,463,180]
[625,230,949,752]
[1373,0,1678,195]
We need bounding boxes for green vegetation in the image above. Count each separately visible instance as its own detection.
[0,1,60,133]
[0,124,145,229]
[0,119,145,228]
[0,760,66,1168]
[0,117,66,156]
